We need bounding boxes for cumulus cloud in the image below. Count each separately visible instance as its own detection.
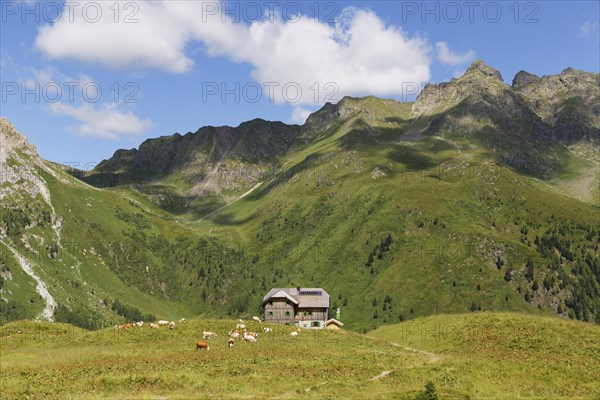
[49,102,153,140]
[36,2,432,105]
[435,42,476,66]
[36,1,197,73]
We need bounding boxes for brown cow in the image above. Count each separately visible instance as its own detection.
[196,341,210,351]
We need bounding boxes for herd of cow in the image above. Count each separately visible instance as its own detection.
[114,318,184,330]
[195,317,300,351]
[114,316,302,352]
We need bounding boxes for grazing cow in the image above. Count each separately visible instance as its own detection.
[196,341,210,351]
[290,331,299,337]
[179,318,186,323]
[263,327,272,333]
[150,323,159,329]
[245,331,258,339]
[235,324,246,330]
[252,316,261,323]
[243,333,257,343]
[238,319,244,323]
[169,321,176,330]
[134,321,144,327]
[228,338,235,348]
[202,331,217,340]
[229,328,244,336]
[157,320,169,325]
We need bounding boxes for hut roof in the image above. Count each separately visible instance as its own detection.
[324,318,344,327]
[263,287,329,308]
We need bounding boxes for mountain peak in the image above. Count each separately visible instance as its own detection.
[512,70,541,89]
[465,60,503,81]
[0,117,41,162]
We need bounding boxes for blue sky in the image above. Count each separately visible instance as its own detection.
[1,0,598,166]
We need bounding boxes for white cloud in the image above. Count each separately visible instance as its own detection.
[36,1,197,73]
[435,42,476,66]
[579,21,599,38]
[49,103,153,140]
[36,2,432,105]
[20,66,152,140]
[289,106,315,125]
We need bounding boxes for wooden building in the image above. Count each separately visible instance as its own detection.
[262,287,329,329]
[324,318,344,330]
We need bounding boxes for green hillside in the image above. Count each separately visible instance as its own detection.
[0,313,597,399]
[1,62,599,331]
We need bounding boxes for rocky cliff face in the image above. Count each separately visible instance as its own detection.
[83,61,599,189]
[409,61,599,177]
[0,118,52,204]
[512,68,600,145]
[86,119,302,188]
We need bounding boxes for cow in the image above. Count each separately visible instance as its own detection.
[245,331,258,339]
[252,316,262,323]
[179,318,186,323]
[290,331,299,337]
[202,331,217,340]
[228,338,235,348]
[235,324,246,330]
[263,327,272,333]
[229,328,245,336]
[243,333,257,343]
[169,321,176,330]
[150,323,159,329]
[158,320,169,325]
[196,341,210,351]
[134,321,144,327]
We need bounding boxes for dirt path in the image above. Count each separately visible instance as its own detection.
[198,181,262,221]
[369,370,392,381]
[391,342,441,363]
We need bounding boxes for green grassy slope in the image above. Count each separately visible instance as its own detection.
[0,313,597,399]
[2,92,598,331]
[369,312,600,399]
[175,97,599,330]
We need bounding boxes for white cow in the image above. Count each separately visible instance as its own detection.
[150,323,159,329]
[252,316,262,323]
[263,327,272,333]
[290,331,299,337]
[179,318,186,323]
[243,333,257,342]
[236,323,246,330]
[169,321,176,330]
[202,331,218,340]
[157,320,169,325]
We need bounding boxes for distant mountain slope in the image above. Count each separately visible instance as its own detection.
[2,62,599,330]
[0,118,233,326]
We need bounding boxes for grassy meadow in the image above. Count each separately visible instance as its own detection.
[1,313,598,399]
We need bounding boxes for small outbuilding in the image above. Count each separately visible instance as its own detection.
[324,318,344,330]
